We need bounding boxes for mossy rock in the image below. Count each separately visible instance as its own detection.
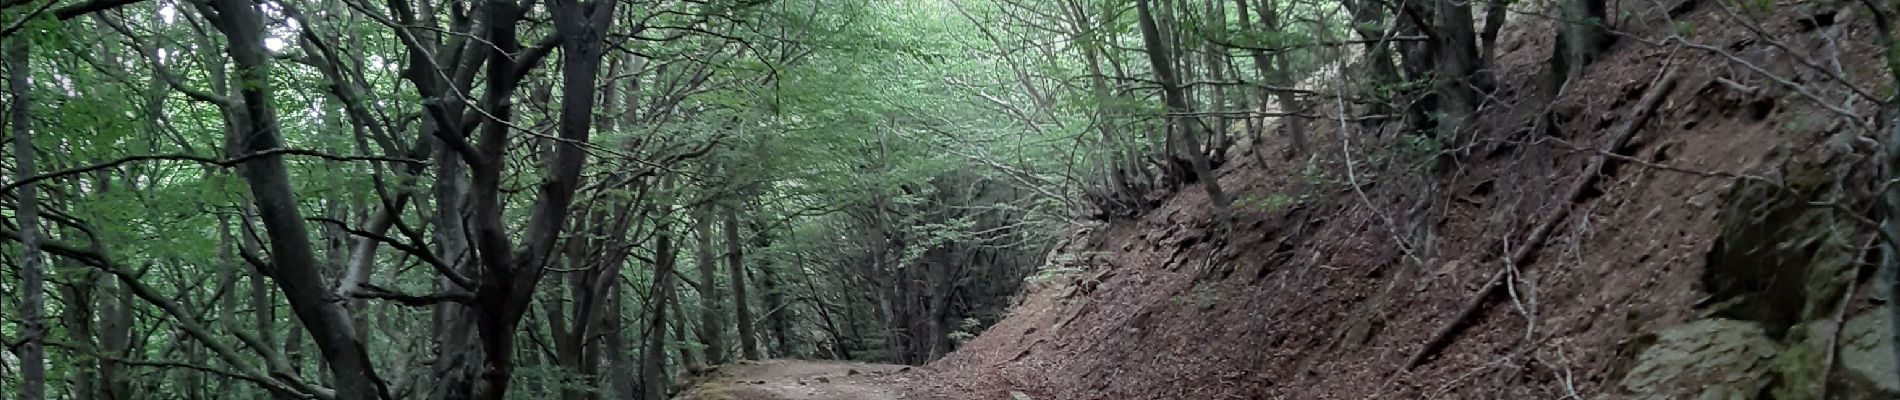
[1771,320,1829,400]
[1704,176,1859,339]
[1618,319,1781,400]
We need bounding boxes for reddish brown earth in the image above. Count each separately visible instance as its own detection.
[682,1,1891,399]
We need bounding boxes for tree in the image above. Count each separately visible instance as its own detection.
[1138,0,1232,211]
[726,205,762,361]
[0,0,1075,396]
[1430,0,1486,148]
[8,29,46,400]
[694,203,729,365]
[1552,0,1611,90]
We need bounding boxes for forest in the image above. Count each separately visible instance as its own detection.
[4,0,1900,397]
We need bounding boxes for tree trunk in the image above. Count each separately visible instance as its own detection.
[98,272,135,400]
[237,217,293,399]
[606,277,635,399]
[203,0,394,395]
[753,218,793,358]
[1551,0,1610,91]
[670,290,701,368]
[1396,0,1439,136]
[547,222,587,400]
[640,219,679,400]
[1063,0,1126,200]
[215,215,242,397]
[59,263,99,400]
[1344,0,1401,125]
[1203,0,1230,160]
[464,0,616,396]
[426,82,481,400]
[7,30,47,400]
[94,174,134,400]
[724,206,762,361]
[1431,0,1485,148]
[1255,0,1310,159]
[1137,0,1230,210]
[1880,104,1900,398]
[694,204,729,364]
[1480,0,1508,70]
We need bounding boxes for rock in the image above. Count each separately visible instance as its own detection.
[847,369,861,376]
[1618,319,1780,400]
[1686,193,1709,207]
[1834,311,1900,399]
[1010,391,1033,400]
[815,377,830,384]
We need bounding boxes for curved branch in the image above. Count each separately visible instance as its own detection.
[0,148,426,194]
[308,217,475,289]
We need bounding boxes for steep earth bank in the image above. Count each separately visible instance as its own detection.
[683,0,1900,398]
[917,1,1900,399]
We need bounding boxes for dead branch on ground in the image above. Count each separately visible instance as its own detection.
[1399,65,1680,372]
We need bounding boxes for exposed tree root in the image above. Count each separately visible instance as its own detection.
[1400,67,1680,372]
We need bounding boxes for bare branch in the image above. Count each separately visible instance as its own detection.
[0,148,427,195]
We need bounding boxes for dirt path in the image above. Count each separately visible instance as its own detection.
[674,360,949,400]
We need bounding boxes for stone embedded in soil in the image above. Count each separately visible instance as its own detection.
[1618,319,1779,400]
[1837,311,1900,398]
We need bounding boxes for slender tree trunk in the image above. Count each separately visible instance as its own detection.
[694,204,729,364]
[59,262,99,400]
[1255,0,1310,158]
[640,220,679,400]
[1137,0,1230,210]
[753,219,792,358]
[1344,0,1400,126]
[796,252,850,360]
[1066,0,1139,209]
[547,224,585,400]
[203,0,394,396]
[215,215,242,397]
[1880,104,1900,397]
[464,0,616,397]
[236,218,291,400]
[606,277,635,398]
[1396,0,1438,135]
[8,31,47,400]
[867,179,906,363]
[1432,0,1485,148]
[1551,0,1610,91]
[670,290,700,368]
[99,272,135,399]
[1481,0,1508,70]
[724,206,762,360]
[1203,0,1231,161]
[426,95,481,400]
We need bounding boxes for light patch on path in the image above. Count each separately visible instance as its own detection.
[675,360,930,400]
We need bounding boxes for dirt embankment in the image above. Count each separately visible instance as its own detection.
[912,1,1899,400]
[681,1,1899,399]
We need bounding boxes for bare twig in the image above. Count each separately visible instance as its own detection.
[1817,235,1874,399]
[1332,64,1423,266]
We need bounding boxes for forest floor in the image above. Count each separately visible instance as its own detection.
[672,360,982,400]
